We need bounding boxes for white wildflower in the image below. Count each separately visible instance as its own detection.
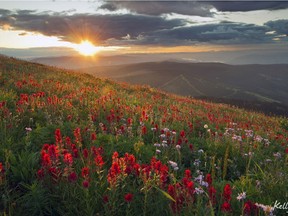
[255,203,274,216]
[173,167,179,171]
[194,187,204,194]
[200,181,209,187]
[254,135,263,142]
[163,128,170,132]
[193,159,201,166]
[236,192,246,201]
[168,160,178,168]
[176,145,181,150]
[273,152,281,158]
[198,149,204,153]
[25,127,32,132]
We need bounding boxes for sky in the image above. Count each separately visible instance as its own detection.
[0,1,287,63]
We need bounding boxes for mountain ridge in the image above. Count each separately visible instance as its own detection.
[80,61,288,116]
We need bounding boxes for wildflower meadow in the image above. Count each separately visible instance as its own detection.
[0,55,287,215]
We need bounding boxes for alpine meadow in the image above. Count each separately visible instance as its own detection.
[1,1,288,215]
[0,55,287,215]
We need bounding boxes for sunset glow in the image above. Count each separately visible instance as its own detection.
[0,1,287,62]
[73,40,101,56]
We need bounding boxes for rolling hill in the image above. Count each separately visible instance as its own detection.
[0,55,288,215]
[82,61,288,116]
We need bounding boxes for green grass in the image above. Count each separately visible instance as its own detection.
[0,55,287,215]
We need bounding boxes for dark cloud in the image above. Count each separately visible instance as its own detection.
[210,2,288,12]
[0,10,185,44]
[131,22,271,46]
[0,9,286,47]
[265,19,288,35]
[99,3,118,12]
[100,2,214,16]
[100,1,288,16]
[0,9,11,16]
[16,10,36,15]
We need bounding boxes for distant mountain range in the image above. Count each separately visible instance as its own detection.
[31,49,288,69]
[31,56,288,116]
[80,61,288,116]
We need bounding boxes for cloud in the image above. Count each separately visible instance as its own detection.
[133,22,271,46]
[0,9,286,47]
[0,10,185,44]
[100,2,214,17]
[0,9,11,16]
[100,1,288,16]
[265,20,288,35]
[210,2,288,12]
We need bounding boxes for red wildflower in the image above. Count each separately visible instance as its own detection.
[83,148,89,159]
[112,151,119,160]
[42,144,50,151]
[189,144,193,151]
[206,173,212,186]
[208,186,217,206]
[81,167,89,178]
[82,180,90,188]
[103,195,109,203]
[0,101,6,109]
[91,132,97,141]
[222,183,232,202]
[125,166,132,174]
[111,162,121,174]
[107,161,121,185]
[184,169,191,179]
[63,153,73,165]
[68,172,78,183]
[141,125,147,135]
[124,193,133,202]
[0,162,4,174]
[186,181,194,192]
[127,118,133,126]
[48,167,61,181]
[73,128,82,144]
[124,153,136,165]
[36,169,44,179]
[244,200,259,215]
[65,137,72,147]
[73,148,78,158]
[94,155,105,168]
[67,115,73,121]
[180,130,185,138]
[48,145,59,160]
[221,202,232,212]
[168,184,176,197]
[42,153,51,167]
[55,129,62,146]
[133,163,141,176]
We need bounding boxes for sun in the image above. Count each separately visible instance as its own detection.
[74,40,100,56]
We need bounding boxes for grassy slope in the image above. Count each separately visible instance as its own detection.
[82,61,288,116]
[0,55,288,215]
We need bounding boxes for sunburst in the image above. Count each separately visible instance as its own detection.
[74,40,101,56]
